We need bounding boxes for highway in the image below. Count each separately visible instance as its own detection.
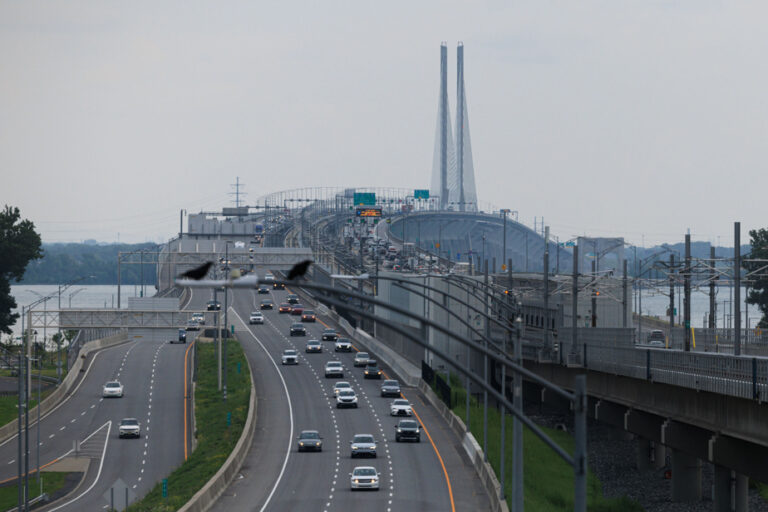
[209,284,489,511]
[0,289,207,510]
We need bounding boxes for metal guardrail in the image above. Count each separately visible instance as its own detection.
[523,341,768,402]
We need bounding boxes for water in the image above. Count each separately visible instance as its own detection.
[637,286,761,329]
[6,284,153,341]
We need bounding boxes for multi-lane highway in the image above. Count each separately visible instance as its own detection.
[210,284,489,511]
[0,289,210,510]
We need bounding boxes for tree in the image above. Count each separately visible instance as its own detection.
[0,206,43,334]
[744,228,768,328]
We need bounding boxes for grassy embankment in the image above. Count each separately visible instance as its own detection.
[437,375,643,512]
[0,472,71,510]
[0,350,68,426]
[125,338,250,511]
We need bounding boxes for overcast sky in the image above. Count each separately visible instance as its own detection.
[2,1,766,247]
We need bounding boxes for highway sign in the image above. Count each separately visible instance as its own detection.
[414,189,430,199]
[353,192,376,205]
[355,207,382,217]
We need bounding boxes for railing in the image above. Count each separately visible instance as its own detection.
[523,339,768,402]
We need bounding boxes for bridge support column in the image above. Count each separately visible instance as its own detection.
[735,473,749,512]
[713,465,731,512]
[635,438,652,471]
[671,450,701,502]
[652,442,666,469]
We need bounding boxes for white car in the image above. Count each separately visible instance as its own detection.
[249,311,264,324]
[324,361,344,378]
[335,338,352,352]
[336,389,358,408]
[350,434,377,458]
[281,349,299,365]
[350,466,380,491]
[353,352,370,367]
[118,418,140,438]
[191,312,205,325]
[102,381,123,398]
[333,381,352,396]
[390,398,413,416]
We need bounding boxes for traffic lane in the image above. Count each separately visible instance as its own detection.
[65,338,171,511]
[283,315,397,509]
[207,293,295,512]
[247,294,339,511]
[0,341,136,482]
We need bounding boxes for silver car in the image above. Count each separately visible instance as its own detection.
[281,349,299,365]
[333,381,352,396]
[336,389,358,408]
[350,434,377,458]
[118,418,140,438]
[324,361,344,378]
[350,466,380,491]
[353,352,370,367]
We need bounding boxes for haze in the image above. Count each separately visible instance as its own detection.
[2,1,766,247]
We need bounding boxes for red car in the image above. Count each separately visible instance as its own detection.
[278,303,292,314]
[291,304,305,316]
[302,310,316,322]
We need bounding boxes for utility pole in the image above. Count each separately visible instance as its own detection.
[622,259,628,328]
[571,245,579,357]
[591,260,597,327]
[709,246,716,329]
[543,227,550,349]
[482,261,489,462]
[669,254,675,331]
[734,222,741,355]
[684,233,691,351]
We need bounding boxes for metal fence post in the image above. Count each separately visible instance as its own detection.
[753,358,758,400]
[574,374,587,512]
[646,350,651,381]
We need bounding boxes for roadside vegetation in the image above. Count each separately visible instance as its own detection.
[434,375,643,512]
[0,471,70,510]
[125,338,250,511]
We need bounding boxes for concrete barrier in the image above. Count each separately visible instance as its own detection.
[177,344,257,512]
[418,380,509,512]
[0,331,130,443]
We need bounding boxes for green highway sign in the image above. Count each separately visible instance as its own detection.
[414,189,430,200]
[353,192,376,206]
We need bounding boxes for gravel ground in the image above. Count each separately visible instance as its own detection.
[526,407,768,512]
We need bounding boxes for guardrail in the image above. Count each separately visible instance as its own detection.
[524,341,768,402]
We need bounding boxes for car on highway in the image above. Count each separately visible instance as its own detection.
[364,360,382,379]
[260,299,274,310]
[273,281,286,290]
[390,398,413,416]
[102,381,123,398]
[324,361,344,378]
[301,310,316,322]
[281,349,299,365]
[206,300,222,311]
[265,272,274,281]
[305,340,322,353]
[350,466,379,491]
[257,285,270,294]
[350,434,377,458]
[335,338,352,352]
[333,381,352,396]
[645,330,667,348]
[380,380,400,397]
[172,329,187,344]
[336,389,358,408]
[278,303,292,314]
[118,418,141,438]
[191,312,205,325]
[297,430,323,452]
[321,329,338,341]
[286,294,300,304]
[185,319,200,331]
[290,323,307,337]
[394,419,421,442]
[249,311,264,324]
[354,352,370,367]
[290,304,305,316]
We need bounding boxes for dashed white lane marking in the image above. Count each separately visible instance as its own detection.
[59,426,65,431]
[7,459,14,465]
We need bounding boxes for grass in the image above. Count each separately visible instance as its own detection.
[0,472,71,510]
[438,375,643,512]
[757,482,768,501]
[125,339,251,511]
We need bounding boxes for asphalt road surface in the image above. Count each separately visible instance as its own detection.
[209,285,489,512]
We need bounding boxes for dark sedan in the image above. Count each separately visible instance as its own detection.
[297,430,323,452]
[290,323,307,336]
[395,420,420,442]
[260,299,274,310]
[322,329,338,341]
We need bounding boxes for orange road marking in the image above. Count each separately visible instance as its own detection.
[184,341,195,461]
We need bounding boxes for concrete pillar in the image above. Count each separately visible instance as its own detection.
[713,465,731,512]
[735,473,749,512]
[671,449,701,502]
[635,438,652,471]
[652,442,666,469]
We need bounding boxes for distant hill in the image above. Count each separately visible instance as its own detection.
[20,242,159,285]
